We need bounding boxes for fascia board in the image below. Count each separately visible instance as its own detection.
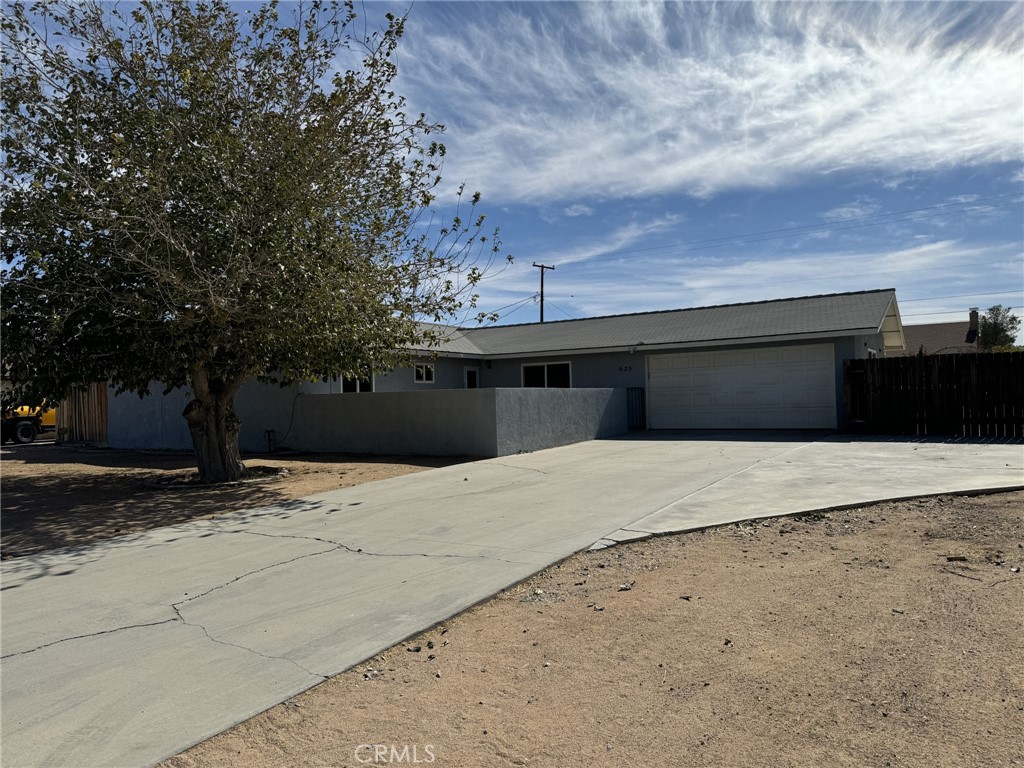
[876,295,907,352]
[480,328,880,360]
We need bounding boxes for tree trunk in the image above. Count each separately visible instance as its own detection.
[183,395,245,483]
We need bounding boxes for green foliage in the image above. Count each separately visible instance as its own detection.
[2,0,507,405]
[978,305,1022,351]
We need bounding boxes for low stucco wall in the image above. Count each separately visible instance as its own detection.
[290,389,498,456]
[288,388,627,457]
[107,385,629,457]
[493,388,628,456]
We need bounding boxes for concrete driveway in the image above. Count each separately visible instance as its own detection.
[2,433,1021,768]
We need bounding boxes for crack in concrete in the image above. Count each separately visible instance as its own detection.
[169,603,326,682]
[233,529,530,565]
[0,618,181,660]
[173,541,340,607]
[3,527,531,664]
[487,462,549,475]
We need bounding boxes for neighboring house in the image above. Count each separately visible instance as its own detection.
[103,288,905,454]
[884,321,976,357]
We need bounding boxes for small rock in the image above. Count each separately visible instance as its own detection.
[723,639,733,647]
[434,671,442,679]
[618,581,635,592]
[534,589,544,596]
[1011,566,1021,574]
[407,645,422,653]
[946,555,968,562]
[680,595,692,601]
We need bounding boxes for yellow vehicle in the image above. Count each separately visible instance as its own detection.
[1,403,57,444]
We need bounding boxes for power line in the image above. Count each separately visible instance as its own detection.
[579,192,1023,262]
[583,202,1022,266]
[479,293,537,324]
[903,306,1022,317]
[544,300,576,320]
[480,193,1023,283]
[488,298,536,324]
[486,293,538,316]
[900,291,1024,303]
[634,258,1020,294]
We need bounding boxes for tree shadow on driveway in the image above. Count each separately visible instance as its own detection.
[0,443,467,559]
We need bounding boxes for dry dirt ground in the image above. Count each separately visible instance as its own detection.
[3,444,1023,767]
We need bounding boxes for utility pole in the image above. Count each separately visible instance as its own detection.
[533,262,555,322]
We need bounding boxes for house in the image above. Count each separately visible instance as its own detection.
[400,288,905,430]
[103,288,905,455]
[884,321,976,357]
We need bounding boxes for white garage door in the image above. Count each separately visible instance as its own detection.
[647,344,836,429]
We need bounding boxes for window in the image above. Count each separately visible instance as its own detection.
[342,376,372,393]
[522,362,571,388]
[414,363,435,383]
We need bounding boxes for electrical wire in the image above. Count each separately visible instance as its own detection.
[544,300,576,320]
[479,193,1023,283]
[900,291,1023,303]
[903,306,1022,317]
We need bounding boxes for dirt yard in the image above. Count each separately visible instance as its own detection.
[0,442,465,558]
[2,443,1022,767]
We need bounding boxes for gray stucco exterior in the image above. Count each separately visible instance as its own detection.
[482,335,882,430]
[108,385,627,457]
[102,291,899,453]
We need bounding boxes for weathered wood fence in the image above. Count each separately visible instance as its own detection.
[844,353,1023,437]
[57,382,109,443]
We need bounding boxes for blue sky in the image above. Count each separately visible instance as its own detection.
[379,1,1023,334]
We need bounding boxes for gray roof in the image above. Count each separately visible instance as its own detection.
[420,289,899,358]
[887,321,976,357]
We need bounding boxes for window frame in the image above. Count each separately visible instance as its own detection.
[520,361,572,388]
[341,375,373,393]
[414,363,435,384]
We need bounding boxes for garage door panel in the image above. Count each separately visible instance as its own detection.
[648,344,836,429]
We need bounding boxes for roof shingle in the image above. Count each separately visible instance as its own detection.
[420,289,897,357]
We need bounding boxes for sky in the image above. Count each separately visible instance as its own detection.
[375,0,1023,336]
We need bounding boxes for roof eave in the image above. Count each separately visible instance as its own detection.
[481,328,883,360]
[877,295,907,353]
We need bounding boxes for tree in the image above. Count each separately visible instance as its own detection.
[2,0,508,481]
[978,305,1022,351]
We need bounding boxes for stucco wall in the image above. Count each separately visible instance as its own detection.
[107,383,193,450]
[493,388,628,456]
[288,389,498,456]
[108,385,627,457]
[108,378,333,453]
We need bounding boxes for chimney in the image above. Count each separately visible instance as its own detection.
[965,307,978,344]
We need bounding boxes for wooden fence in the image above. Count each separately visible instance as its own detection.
[57,382,109,443]
[844,352,1023,437]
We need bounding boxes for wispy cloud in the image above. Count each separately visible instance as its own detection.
[398,2,1023,204]
[821,197,881,221]
[563,204,594,218]
[552,239,1023,317]
[536,214,682,267]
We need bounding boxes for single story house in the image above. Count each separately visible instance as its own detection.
[885,320,976,357]
[104,288,906,455]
